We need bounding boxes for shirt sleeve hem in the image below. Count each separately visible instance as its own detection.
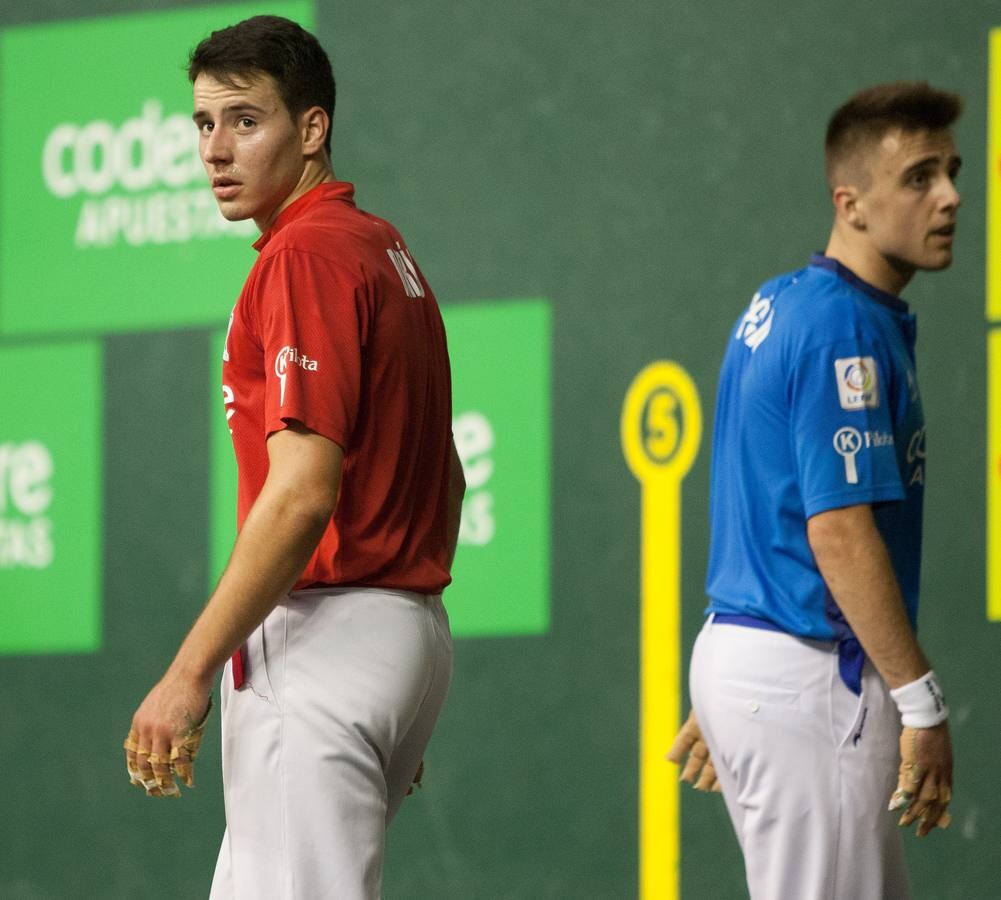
[803,484,906,518]
[265,414,349,454]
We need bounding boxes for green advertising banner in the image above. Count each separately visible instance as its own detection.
[210,299,552,637]
[0,0,311,337]
[0,342,102,654]
[445,299,552,635]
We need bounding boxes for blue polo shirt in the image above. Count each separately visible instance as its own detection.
[705,254,926,686]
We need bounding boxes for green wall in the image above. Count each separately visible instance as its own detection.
[0,1,996,897]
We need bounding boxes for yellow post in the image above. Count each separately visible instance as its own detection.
[988,29,1001,621]
[621,362,702,899]
[989,331,1001,621]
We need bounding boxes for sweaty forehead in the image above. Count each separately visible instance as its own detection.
[192,71,282,111]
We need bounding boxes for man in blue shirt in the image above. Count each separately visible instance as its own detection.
[669,82,961,899]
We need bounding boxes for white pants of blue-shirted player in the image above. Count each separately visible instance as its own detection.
[209,587,453,900]
[691,615,909,900]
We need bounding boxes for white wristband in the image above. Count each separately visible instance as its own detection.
[890,670,949,728]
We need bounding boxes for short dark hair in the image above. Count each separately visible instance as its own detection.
[824,81,962,188]
[188,15,336,153]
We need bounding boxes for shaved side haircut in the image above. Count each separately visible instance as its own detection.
[824,82,961,190]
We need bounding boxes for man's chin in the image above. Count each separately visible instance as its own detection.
[899,248,953,274]
[921,251,954,272]
[215,202,253,223]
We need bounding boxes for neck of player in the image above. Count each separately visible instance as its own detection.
[256,156,336,234]
[823,225,914,297]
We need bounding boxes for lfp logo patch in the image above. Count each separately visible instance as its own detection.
[835,356,879,410]
[0,0,311,337]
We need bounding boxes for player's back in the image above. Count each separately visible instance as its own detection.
[705,255,921,638]
[227,181,453,594]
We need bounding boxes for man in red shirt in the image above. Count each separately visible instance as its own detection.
[123,15,463,898]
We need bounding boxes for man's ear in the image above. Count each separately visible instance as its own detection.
[300,106,330,156]
[832,184,866,230]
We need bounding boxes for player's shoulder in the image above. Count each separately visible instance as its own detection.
[734,260,872,355]
[301,200,407,251]
[258,206,377,279]
[729,265,808,354]
[265,204,348,252]
[771,261,850,314]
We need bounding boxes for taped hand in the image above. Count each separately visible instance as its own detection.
[888,724,953,837]
[124,694,212,798]
[667,710,722,793]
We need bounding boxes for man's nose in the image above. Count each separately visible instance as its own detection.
[940,175,961,211]
[202,128,232,165]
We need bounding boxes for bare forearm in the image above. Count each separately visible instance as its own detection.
[125,427,342,799]
[808,504,929,689]
[168,485,331,686]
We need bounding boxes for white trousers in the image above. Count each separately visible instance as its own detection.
[690,617,909,900]
[209,587,453,900]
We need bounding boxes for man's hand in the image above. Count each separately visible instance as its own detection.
[888,723,953,836]
[124,674,212,798]
[667,710,722,793]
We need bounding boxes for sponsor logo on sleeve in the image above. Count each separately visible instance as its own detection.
[734,292,774,352]
[833,426,863,484]
[835,356,879,410]
[863,430,893,449]
[274,345,318,407]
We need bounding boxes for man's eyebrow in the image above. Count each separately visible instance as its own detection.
[901,154,960,177]
[901,156,939,175]
[191,103,269,122]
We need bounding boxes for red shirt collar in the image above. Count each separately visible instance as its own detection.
[253,181,356,251]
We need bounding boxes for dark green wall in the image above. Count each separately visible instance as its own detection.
[1,1,996,897]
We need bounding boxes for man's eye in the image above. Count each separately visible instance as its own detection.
[238,118,255,128]
[199,122,214,135]
[908,172,929,189]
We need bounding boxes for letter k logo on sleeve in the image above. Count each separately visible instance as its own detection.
[833,427,863,484]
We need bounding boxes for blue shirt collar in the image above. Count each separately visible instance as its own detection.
[809,253,910,315]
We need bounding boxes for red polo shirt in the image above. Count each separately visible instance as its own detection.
[221,181,453,593]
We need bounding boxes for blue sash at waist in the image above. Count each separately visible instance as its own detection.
[711,613,865,696]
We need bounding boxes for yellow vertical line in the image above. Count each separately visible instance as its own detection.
[988,30,1001,620]
[989,30,1001,321]
[640,479,682,899]
[989,331,1001,621]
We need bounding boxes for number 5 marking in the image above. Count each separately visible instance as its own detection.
[621,361,702,900]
